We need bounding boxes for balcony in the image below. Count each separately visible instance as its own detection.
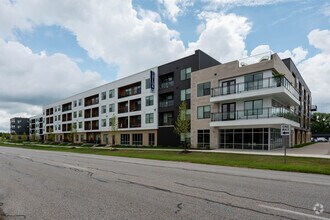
[118,117,128,129]
[211,76,300,106]
[130,115,141,128]
[118,101,129,114]
[130,99,141,112]
[85,94,99,107]
[159,100,174,108]
[159,80,174,90]
[118,82,141,99]
[210,107,300,128]
[62,102,72,112]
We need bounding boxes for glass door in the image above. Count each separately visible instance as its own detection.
[222,103,236,120]
[221,80,236,95]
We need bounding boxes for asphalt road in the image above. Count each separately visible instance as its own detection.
[0,146,329,220]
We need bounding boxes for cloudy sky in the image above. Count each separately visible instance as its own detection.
[0,0,329,132]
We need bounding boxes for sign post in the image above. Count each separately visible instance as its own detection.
[281,124,291,164]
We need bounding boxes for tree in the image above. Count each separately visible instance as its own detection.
[109,114,118,145]
[174,101,190,152]
[311,112,330,133]
[0,133,5,141]
[12,133,18,142]
[22,132,27,141]
[47,127,55,142]
[31,131,36,142]
[69,123,77,143]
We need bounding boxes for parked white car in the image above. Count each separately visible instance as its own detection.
[316,137,327,142]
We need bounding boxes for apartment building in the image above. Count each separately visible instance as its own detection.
[157,50,220,147]
[29,114,44,141]
[10,117,29,137]
[43,67,158,146]
[190,52,311,150]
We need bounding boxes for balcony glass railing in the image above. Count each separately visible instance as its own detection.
[211,107,300,123]
[159,100,174,108]
[159,81,174,89]
[238,51,272,67]
[211,76,299,100]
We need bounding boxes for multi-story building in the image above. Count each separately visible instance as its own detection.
[157,50,220,147]
[10,117,29,137]
[38,50,311,150]
[190,52,311,150]
[43,67,158,146]
[29,114,44,141]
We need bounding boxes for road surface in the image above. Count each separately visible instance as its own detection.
[0,146,329,220]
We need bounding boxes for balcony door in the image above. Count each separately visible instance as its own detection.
[222,103,236,120]
[221,80,236,95]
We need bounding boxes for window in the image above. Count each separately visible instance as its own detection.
[101,91,107,100]
[180,88,191,101]
[121,134,130,145]
[78,99,82,106]
[198,130,210,149]
[78,110,82,117]
[78,122,82,129]
[197,82,211,97]
[146,95,154,106]
[148,133,155,146]
[162,112,173,125]
[58,115,61,120]
[180,67,192,80]
[245,72,263,90]
[73,111,77,118]
[197,106,211,119]
[109,103,115,112]
[109,89,115,98]
[101,105,107,114]
[132,133,143,145]
[244,100,263,116]
[146,113,154,124]
[146,78,151,89]
[101,119,106,127]
[74,100,77,107]
[103,134,108,144]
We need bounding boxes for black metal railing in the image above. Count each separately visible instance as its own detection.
[159,100,174,108]
[159,81,174,89]
[211,76,299,99]
[211,107,300,123]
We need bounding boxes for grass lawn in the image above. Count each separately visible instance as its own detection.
[0,142,329,175]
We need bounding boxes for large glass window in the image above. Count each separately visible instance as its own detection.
[146,78,151,89]
[148,133,155,146]
[101,91,107,100]
[101,119,106,127]
[197,82,211,97]
[197,105,211,119]
[146,95,154,106]
[180,67,192,80]
[244,100,263,116]
[146,113,154,124]
[132,133,143,145]
[245,72,263,91]
[109,103,115,112]
[109,89,115,98]
[197,130,210,149]
[101,105,107,114]
[180,88,191,101]
[219,128,269,150]
[121,134,130,145]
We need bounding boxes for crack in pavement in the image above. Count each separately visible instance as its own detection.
[175,182,330,215]
[175,203,183,214]
[117,178,299,220]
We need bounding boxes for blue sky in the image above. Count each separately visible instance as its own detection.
[0,0,329,131]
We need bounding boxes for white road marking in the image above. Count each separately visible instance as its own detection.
[259,204,330,220]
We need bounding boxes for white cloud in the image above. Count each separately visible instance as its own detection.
[158,0,194,22]
[203,0,294,10]
[187,12,251,62]
[278,47,308,64]
[0,38,105,131]
[298,29,330,112]
[250,45,273,56]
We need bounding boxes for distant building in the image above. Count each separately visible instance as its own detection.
[29,114,44,141]
[10,117,29,137]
